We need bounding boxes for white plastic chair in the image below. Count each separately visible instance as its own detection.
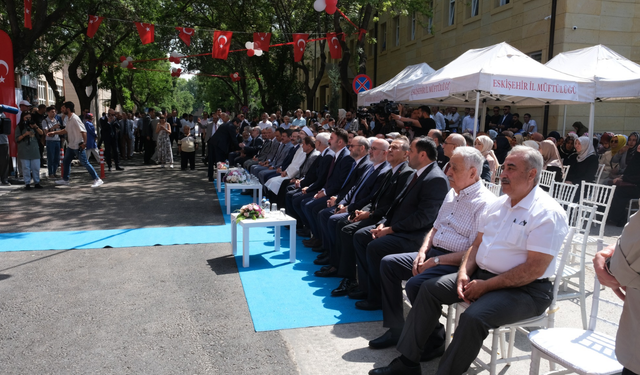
[628,198,639,221]
[445,228,576,375]
[483,180,502,197]
[561,165,570,182]
[528,273,623,375]
[539,170,556,190]
[594,163,605,183]
[494,164,503,184]
[556,205,598,330]
[579,181,616,239]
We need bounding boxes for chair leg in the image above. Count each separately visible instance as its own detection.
[445,305,454,349]
[529,347,541,375]
[507,327,516,365]
[490,330,499,375]
[579,269,587,330]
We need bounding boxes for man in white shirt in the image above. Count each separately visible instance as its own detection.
[522,113,537,134]
[431,106,446,131]
[291,109,307,128]
[258,112,272,130]
[370,145,569,375]
[48,101,103,188]
[461,108,477,134]
[444,107,461,132]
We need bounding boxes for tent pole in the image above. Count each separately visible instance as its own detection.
[480,100,487,136]
[473,91,480,139]
[562,105,567,136]
[588,102,595,136]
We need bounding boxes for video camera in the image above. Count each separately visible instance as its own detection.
[0,104,18,135]
[367,100,400,121]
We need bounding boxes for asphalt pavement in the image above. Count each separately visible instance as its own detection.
[0,150,626,374]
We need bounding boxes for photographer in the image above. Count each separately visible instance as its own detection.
[14,112,44,189]
[42,106,62,178]
[391,104,435,138]
[48,101,103,188]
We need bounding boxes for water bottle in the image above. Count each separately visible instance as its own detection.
[265,199,271,212]
[261,197,267,210]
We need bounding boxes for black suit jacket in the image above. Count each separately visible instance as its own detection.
[335,154,372,200]
[383,162,449,242]
[244,136,264,158]
[366,162,413,222]
[210,122,239,162]
[323,148,355,197]
[342,161,391,213]
[304,149,334,191]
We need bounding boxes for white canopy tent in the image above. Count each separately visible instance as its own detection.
[546,44,640,136]
[357,63,435,107]
[393,42,595,137]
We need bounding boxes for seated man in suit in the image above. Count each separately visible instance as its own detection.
[369,147,497,361]
[370,145,569,375]
[243,126,279,170]
[353,137,449,311]
[250,128,291,177]
[265,135,318,202]
[328,137,413,296]
[313,138,390,271]
[233,126,263,166]
[258,130,300,184]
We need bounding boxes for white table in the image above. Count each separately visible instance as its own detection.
[231,212,297,268]
[225,182,263,215]
[216,169,229,192]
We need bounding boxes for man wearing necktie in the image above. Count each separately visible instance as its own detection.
[353,137,449,311]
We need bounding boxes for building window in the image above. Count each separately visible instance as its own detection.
[381,23,387,51]
[38,80,46,105]
[449,0,456,26]
[471,0,479,17]
[528,51,543,62]
[409,12,416,40]
[394,16,400,46]
[47,86,55,105]
[497,0,509,6]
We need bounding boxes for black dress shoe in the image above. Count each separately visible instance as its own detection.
[331,278,358,297]
[420,343,445,362]
[348,288,368,300]
[369,357,421,375]
[313,256,330,265]
[315,250,329,259]
[116,167,125,171]
[369,328,402,349]
[303,238,322,248]
[314,266,338,277]
[355,300,382,311]
[319,265,332,271]
[34,183,43,189]
[296,228,310,237]
[312,246,324,253]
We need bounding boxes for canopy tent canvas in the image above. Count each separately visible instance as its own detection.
[356,63,435,107]
[546,44,640,136]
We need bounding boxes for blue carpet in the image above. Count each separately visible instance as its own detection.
[0,180,383,331]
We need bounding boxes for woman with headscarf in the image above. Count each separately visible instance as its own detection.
[612,132,639,176]
[493,135,511,165]
[523,140,539,150]
[559,133,577,163]
[608,143,640,226]
[598,132,614,157]
[539,140,564,183]
[474,135,498,182]
[600,134,626,181]
[565,136,599,200]
[572,121,588,137]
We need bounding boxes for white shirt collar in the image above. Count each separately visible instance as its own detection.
[415,161,435,178]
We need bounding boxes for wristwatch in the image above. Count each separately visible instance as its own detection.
[433,256,440,266]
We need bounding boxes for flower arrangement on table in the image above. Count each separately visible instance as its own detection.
[235,203,265,223]
[225,169,247,183]
[217,162,228,170]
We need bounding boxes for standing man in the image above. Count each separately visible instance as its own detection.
[102,109,124,171]
[445,107,460,132]
[522,113,537,134]
[391,105,436,139]
[209,116,241,164]
[461,108,477,134]
[48,102,103,187]
[431,106,446,131]
[143,108,156,165]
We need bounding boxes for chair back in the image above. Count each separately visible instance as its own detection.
[547,227,576,328]
[494,165,503,184]
[561,165,570,182]
[588,241,623,332]
[483,180,502,197]
[579,181,616,238]
[594,163,605,183]
[539,169,556,190]
[550,181,579,224]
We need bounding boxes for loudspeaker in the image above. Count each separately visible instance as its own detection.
[0,117,11,135]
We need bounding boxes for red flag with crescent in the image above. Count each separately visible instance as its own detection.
[0,31,17,157]
[24,0,32,29]
[87,15,104,38]
[135,22,155,45]
[293,33,308,62]
[176,27,194,46]
[212,30,233,60]
[327,32,342,59]
[253,33,271,52]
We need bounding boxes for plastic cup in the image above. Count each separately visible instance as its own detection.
[271,203,278,212]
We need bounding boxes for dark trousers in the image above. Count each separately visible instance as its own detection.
[316,207,344,252]
[302,196,329,238]
[181,151,195,170]
[397,271,552,374]
[291,194,314,228]
[0,144,10,182]
[104,138,120,168]
[38,140,45,165]
[354,228,422,305]
[201,134,206,156]
[207,142,215,179]
[334,216,378,280]
[144,138,155,164]
[609,185,640,225]
[134,133,143,152]
[286,189,305,222]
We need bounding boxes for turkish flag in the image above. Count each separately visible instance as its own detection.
[24,0,32,29]
[86,15,104,38]
[327,32,342,59]
[176,27,194,46]
[135,22,155,45]
[253,33,271,52]
[0,31,17,157]
[293,33,308,62]
[212,30,233,60]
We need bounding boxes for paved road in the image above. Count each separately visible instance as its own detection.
[0,152,626,374]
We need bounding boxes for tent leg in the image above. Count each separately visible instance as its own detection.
[588,102,595,136]
[473,91,480,139]
[562,105,567,136]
